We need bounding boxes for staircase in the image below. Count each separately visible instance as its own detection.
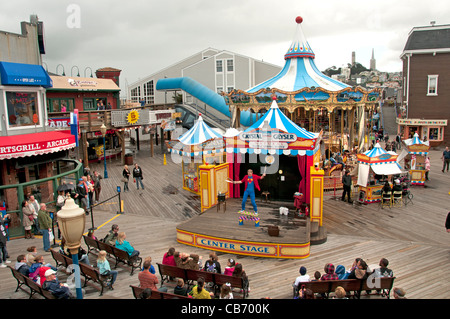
[380,104,398,137]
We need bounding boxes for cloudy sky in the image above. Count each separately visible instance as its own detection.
[1,0,449,96]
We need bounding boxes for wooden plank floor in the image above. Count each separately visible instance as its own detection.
[0,142,448,300]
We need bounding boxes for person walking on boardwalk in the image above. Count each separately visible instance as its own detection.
[231,169,266,214]
[132,163,145,190]
[442,146,450,172]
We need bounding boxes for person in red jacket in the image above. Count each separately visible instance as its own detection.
[232,169,266,214]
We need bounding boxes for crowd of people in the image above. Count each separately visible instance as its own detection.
[292,257,405,299]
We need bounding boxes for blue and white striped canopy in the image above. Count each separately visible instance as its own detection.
[363,143,387,158]
[178,115,222,145]
[244,100,318,140]
[247,17,349,93]
[403,133,430,155]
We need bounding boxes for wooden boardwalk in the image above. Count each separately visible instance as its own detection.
[0,142,448,300]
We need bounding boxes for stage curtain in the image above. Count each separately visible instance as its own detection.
[297,155,306,204]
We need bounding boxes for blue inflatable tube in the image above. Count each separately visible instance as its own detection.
[156,77,255,127]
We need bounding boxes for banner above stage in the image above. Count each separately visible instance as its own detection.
[226,124,321,156]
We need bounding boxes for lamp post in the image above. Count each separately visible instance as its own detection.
[100,124,109,178]
[57,196,85,299]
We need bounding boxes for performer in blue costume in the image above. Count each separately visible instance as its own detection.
[232,169,266,214]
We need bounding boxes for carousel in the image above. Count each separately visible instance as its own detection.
[399,133,430,186]
[356,143,402,203]
[222,16,381,158]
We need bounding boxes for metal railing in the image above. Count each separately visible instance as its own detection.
[0,159,83,239]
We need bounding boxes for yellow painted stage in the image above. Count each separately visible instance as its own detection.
[176,198,326,259]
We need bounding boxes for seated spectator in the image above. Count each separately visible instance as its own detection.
[312,271,321,281]
[102,224,119,245]
[203,251,221,273]
[25,246,37,266]
[334,286,348,299]
[115,232,140,259]
[232,263,249,293]
[392,179,403,193]
[96,250,118,290]
[142,256,155,274]
[188,277,213,299]
[15,254,30,276]
[219,283,233,299]
[87,229,97,240]
[294,266,310,287]
[335,264,348,280]
[42,269,72,299]
[162,247,177,266]
[174,252,200,270]
[373,258,393,278]
[223,258,236,275]
[60,238,91,266]
[320,263,339,280]
[139,288,153,299]
[294,285,315,299]
[138,260,167,292]
[393,287,407,299]
[173,278,190,297]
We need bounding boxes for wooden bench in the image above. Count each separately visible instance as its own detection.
[156,263,188,287]
[82,235,142,275]
[78,262,109,296]
[156,263,248,299]
[8,266,55,299]
[214,272,248,298]
[51,248,73,270]
[130,285,191,299]
[295,277,396,299]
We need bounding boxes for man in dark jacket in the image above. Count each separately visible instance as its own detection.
[42,269,72,299]
[341,170,352,203]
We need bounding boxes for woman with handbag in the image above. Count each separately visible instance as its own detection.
[122,165,131,192]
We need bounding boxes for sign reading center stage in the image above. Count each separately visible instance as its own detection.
[197,236,277,256]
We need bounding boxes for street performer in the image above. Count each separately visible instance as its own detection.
[230,169,266,214]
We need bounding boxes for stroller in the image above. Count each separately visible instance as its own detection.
[399,176,413,206]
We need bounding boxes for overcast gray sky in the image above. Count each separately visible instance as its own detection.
[1,0,449,96]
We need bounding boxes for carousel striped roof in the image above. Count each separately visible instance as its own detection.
[178,115,222,145]
[404,133,429,146]
[244,99,318,140]
[247,16,350,93]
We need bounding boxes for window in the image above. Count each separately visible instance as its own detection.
[227,59,234,72]
[216,87,223,94]
[216,60,223,73]
[5,91,39,127]
[130,86,141,103]
[427,75,438,96]
[47,98,74,112]
[143,80,154,104]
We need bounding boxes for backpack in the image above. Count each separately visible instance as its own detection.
[205,261,217,273]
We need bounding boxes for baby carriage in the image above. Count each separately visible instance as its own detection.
[399,176,413,206]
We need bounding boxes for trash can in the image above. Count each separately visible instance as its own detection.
[125,153,133,165]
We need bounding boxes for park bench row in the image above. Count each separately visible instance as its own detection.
[8,265,55,299]
[294,276,396,299]
[156,263,249,299]
[83,235,142,275]
[50,249,110,296]
[130,285,191,299]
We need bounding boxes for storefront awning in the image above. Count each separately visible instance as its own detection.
[0,130,76,160]
[0,61,52,87]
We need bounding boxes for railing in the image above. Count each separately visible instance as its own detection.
[0,159,83,239]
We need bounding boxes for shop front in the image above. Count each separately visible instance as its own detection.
[0,61,79,238]
[397,118,447,147]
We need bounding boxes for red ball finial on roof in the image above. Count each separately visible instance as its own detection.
[272,94,277,100]
[295,16,303,24]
